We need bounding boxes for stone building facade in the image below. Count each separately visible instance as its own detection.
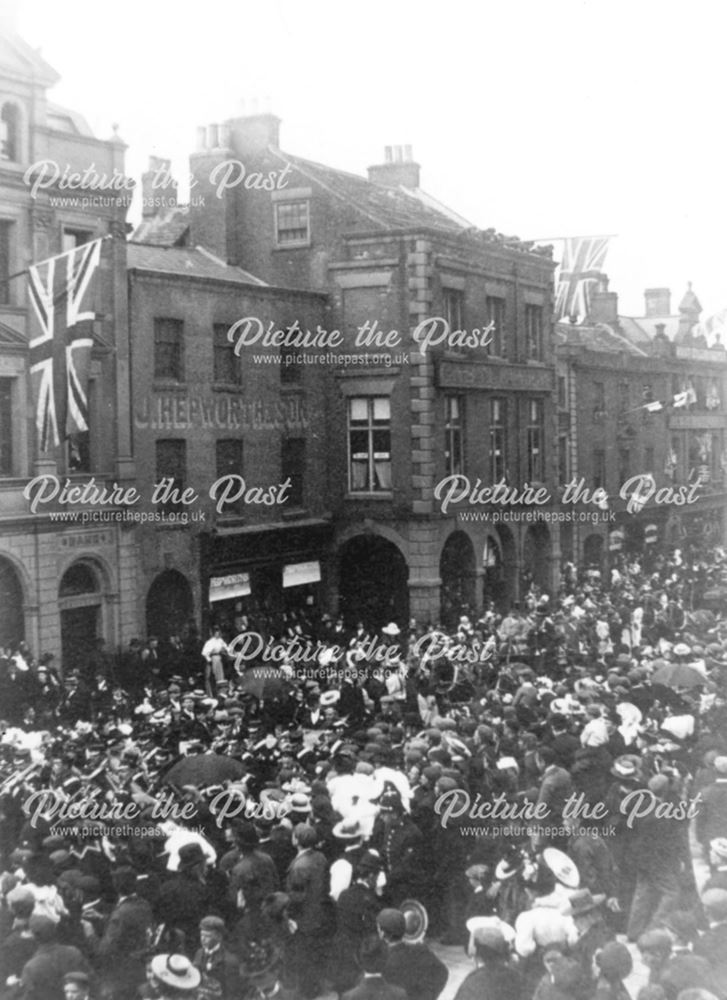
[0,31,138,667]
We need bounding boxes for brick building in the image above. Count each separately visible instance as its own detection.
[556,279,727,570]
[126,240,331,639]
[0,31,136,665]
[137,116,559,626]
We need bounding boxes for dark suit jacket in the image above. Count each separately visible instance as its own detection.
[384,941,448,1000]
[285,848,333,936]
[342,975,407,1000]
[98,893,153,963]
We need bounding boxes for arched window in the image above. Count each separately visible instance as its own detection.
[0,103,20,161]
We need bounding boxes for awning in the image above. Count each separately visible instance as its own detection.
[209,572,251,602]
[283,560,321,589]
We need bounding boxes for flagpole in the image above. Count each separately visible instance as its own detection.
[0,233,115,291]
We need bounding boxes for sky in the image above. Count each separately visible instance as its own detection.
[15,0,726,320]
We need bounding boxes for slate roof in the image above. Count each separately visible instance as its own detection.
[267,148,470,235]
[132,206,190,247]
[126,243,267,285]
[556,320,648,356]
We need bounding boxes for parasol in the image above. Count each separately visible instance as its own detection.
[652,661,706,689]
[164,753,247,786]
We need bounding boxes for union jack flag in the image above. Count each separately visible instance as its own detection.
[28,239,102,451]
[553,236,610,323]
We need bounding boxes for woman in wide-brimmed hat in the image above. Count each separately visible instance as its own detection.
[149,954,201,999]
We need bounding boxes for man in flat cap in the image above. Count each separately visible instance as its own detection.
[193,915,240,1000]
[638,928,720,998]
[452,924,522,1000]
[63,971,91,1000]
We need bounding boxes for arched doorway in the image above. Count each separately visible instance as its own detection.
[338,535,408,630]
[0,557,24,649]
[522,522,551,593]
[440,531,476,627]
[146,570,194,640]
[59,561,103,672]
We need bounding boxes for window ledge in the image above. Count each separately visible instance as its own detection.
[282,507,309,519]
[212,382,244,393]
[345,492,393,500]
[273,242,311,251]
[152,380,187,390]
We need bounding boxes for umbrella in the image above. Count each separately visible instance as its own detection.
[237,666,291,701]
[652,662,706,689]
[164,753,247,786]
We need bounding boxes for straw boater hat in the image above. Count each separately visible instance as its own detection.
[382,623,401,636]
[151,955,201,991]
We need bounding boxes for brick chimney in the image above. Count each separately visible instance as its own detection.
[644,288,671,317]
[589,275,619,325]
[141,156,177,219]
[368,145,420,189]
[226,101,281,154]
[188,123,233,261]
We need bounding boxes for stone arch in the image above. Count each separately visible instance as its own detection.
[0,554,25,649]
[522,521,551,593]
[337,533,409,630]
[58,557,110,672]
[439,530,477,628]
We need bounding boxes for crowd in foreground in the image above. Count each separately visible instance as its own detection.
[1,545,727,1000]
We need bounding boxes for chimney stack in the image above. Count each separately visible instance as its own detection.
[189,123,233,261]
[141,156,177,219]
[368,145,420,189]
[589,275,619,325]
[226,106,281,154]
[644,288,671,318]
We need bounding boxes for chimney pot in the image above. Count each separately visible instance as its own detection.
[385,146,393,163]
[196,126,206,151]
[404,144,412,162]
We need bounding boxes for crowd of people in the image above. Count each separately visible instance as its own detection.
[1,544,727,1000]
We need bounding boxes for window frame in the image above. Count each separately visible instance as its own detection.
[347,396,392,495]
[281,437,306,508]
[525,303,544,361]
[153,317,185,383]
[155,438,187,513]
[274,200,310,248]
[489,397,507,483]
[213,323,241,385]
[486,295,506,357]
[526,398,545,483]
[444,395,464,476]
[215,438,244,516]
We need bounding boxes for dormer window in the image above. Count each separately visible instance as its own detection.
[0,103,19,162]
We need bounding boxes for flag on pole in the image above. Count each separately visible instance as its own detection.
[644,400,663,412]
[672,390,689,408]
[28,239,103,451]
[551,236,610,323]
[692,307,727,346]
